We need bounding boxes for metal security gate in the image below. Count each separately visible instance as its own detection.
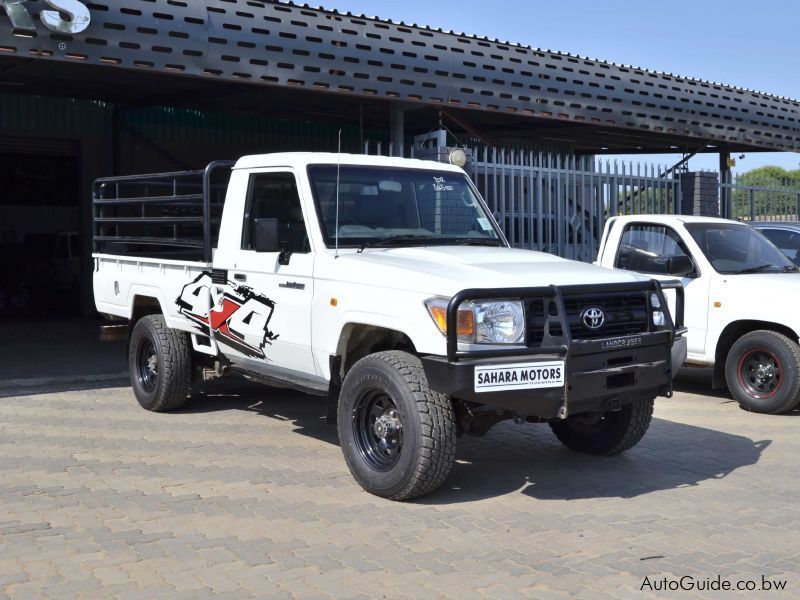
[363,141,681,261]
[467,149,680,261]
[723,172,800,222]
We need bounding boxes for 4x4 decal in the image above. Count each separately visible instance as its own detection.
[176,273,278,360]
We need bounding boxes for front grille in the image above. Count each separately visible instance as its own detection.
[563,292,649,340]
[527,291,649,345]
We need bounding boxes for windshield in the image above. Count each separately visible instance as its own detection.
[685,223,796,274]
[307,165,504,248]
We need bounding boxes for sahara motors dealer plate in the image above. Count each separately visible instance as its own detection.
[474,361,565,393]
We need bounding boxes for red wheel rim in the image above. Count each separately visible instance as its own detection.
[737,348,782,399]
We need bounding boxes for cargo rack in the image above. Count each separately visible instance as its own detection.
[92,161,234,262]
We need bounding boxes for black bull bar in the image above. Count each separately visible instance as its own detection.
[421,280,686,419]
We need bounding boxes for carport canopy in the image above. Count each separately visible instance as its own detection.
[0,0,798,156]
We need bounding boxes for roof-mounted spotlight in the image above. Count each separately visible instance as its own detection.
[449,148,468,168]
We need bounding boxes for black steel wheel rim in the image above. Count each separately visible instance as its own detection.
[352,389,403,472]
[136,338,159,393]
[739,349,782,398]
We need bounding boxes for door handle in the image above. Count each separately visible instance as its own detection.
[233,273,247,282]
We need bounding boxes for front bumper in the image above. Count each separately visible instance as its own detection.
[423,331,685,418]
[421,280,687,420]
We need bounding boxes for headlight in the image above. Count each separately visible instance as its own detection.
[475,301,525,343]
[426,298,525,345]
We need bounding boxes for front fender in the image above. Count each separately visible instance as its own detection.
[312,307,446,381]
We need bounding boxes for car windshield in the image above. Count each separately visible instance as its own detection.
[307,165,504,248]
[685,223,796,274]
[756,226,800,266]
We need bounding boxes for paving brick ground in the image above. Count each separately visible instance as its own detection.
[1,375,798,599]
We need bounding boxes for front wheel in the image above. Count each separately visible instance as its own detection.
[338,351,456,501]
[725,330,800,414]
[550,397,654,455]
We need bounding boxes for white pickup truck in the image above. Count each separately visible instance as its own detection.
[93,153,686,500]
[597,214,800,414]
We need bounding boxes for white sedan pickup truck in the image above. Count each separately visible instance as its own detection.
[597,214,800,414]
[93,153,686,500]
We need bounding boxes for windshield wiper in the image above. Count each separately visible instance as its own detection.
[737,263,782,274]
[450,238,504,247]
[358,234,438,252]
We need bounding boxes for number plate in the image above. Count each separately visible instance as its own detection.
[474,361,565,393]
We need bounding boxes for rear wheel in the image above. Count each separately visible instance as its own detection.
[550,397,654,455]
[129,315,192,412]
[338,351,456,501]
[725,330,800,414]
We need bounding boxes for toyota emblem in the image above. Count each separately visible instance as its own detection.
[581,307,605,330]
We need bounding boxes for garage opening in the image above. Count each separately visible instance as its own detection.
[0,137,82,316]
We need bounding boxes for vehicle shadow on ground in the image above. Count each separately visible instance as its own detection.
[185,378,770,504]
[673,368,733,401]
[420,418,770,504]
[184,378,340,445]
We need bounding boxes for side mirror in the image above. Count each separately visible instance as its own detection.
[253,218,280,253]
[667,254,694,277]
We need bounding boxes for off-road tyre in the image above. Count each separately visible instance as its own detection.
[338,351,456,501]
[725,330,800,414]
[550,397,654,455]
[128,314,192,412]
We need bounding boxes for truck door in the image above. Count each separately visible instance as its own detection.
[613,222,710,356]
[212,170,317,377]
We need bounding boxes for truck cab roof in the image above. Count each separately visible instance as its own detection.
[608,214,740,227]
[233,152,466,173]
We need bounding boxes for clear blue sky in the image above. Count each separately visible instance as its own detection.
[326,0,800,174]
